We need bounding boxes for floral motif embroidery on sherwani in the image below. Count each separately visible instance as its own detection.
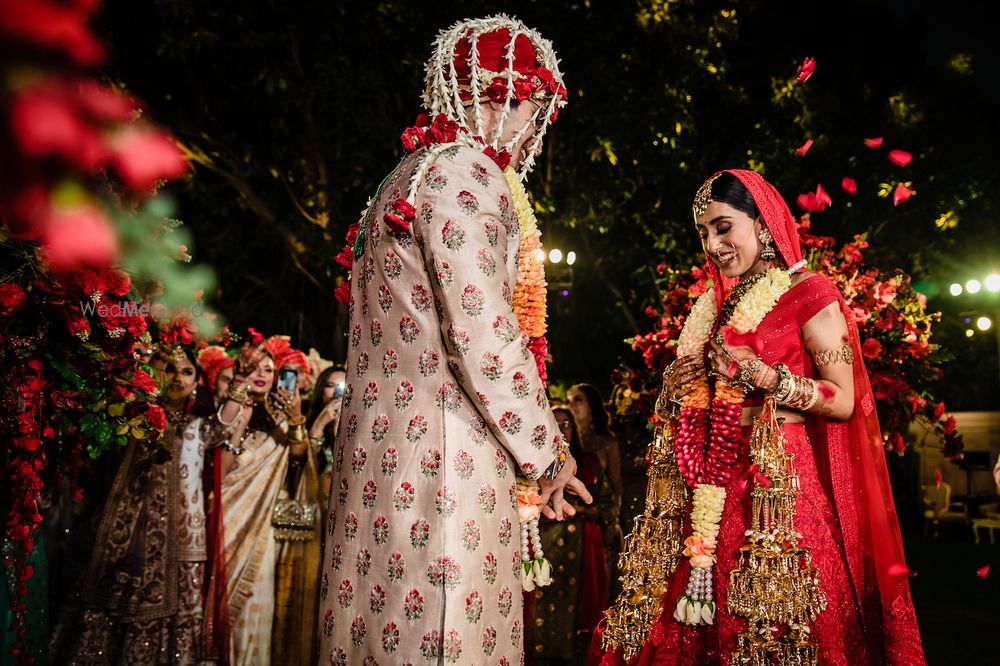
[318,145,562,664]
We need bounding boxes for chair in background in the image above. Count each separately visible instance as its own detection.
[921,481,969,538]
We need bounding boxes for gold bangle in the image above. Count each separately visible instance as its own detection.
[226,384,250,404]
[812,343,854,366]
[287,423,308,444]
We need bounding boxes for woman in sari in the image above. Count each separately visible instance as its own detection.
[595,170,925,666]
[50,345,216,665]
[204,341,318,666]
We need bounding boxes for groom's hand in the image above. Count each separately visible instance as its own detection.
[538,454,593,521]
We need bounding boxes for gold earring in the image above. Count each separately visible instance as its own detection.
[759,227,776,260]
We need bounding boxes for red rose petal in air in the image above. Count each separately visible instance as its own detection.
[977,565,990,579]
[864,137,883,149]
[887,563,912,577]
[841,177,857,195]
[892,183,912,206]
[795,57,816,84]
[888,149,912,167]
[795,139,814,156]
[934,468,942,488]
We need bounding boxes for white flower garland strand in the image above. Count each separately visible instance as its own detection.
[671,264,799,626]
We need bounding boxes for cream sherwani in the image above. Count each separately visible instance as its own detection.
[317,143,563,665]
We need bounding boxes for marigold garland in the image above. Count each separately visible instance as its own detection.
[503,166,549,380]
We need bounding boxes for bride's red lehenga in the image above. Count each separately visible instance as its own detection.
[593,170,926,666]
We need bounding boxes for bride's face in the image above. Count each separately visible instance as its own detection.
[695,201,765,279]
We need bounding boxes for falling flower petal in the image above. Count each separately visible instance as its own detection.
[841,177,857,195]
[795,57,816,84]
[888,149,913,167]
[892,183,912,206]
[887,563,912,577]
[795,139,814,156]
[977,565,990,579]
[797,183,832,213]
[864,137,884,149]
[934,468,942,488]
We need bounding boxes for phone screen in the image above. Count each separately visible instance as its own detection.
[277,368,298,394]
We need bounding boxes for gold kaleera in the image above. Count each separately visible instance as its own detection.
[601,424,687,661]
[727,396,827,666]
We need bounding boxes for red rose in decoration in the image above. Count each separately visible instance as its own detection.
[861,338,883,360]
[9,83,106,170]
[345,223,360,246]
[104,269,131,296]
[944,415,957,435]
[333,281,351,303]
[130,369,159,395]
[65,310,90,338]
[384,212,410,234]
[335,245,354,269]
[42,201,119,271]
[482,146,510,171]
[146,404,166,431]
[392,198,416,220]
[0,283,28,315]
[400,127,424,153]
[485,76,509,103]
[110,126,189,192]
[0,0,105,65]
[933,402,946,421]
[512,76,535,102]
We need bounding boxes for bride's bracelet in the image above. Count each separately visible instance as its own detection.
[772,363,819,411]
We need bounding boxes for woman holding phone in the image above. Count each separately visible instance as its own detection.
[306,364,347,501]
[203,338,320,665]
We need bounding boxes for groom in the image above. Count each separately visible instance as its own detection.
[317,15,591,665]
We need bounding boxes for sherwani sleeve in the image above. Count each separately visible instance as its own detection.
[414,146,561,480]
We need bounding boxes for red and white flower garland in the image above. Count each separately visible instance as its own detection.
[671,266,793,625]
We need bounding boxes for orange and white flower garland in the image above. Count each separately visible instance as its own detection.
[504,166,549,382]
[503,166,556,591]
[672,266,793,625]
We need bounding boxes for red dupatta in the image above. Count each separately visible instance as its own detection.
[705,169,925,665]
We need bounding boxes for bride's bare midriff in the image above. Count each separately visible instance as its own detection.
[740,405,805,426]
